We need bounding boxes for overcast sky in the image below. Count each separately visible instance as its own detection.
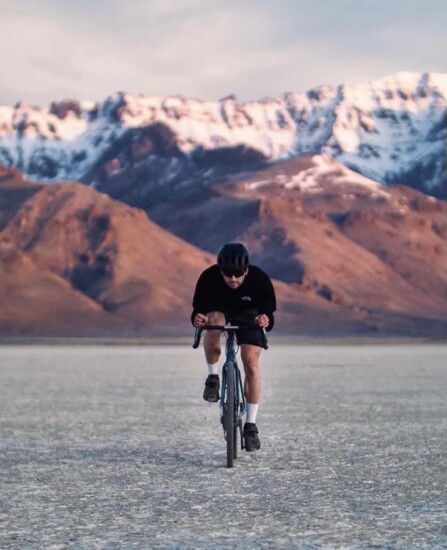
[1,0,445,106]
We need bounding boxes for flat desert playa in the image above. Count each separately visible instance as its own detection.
[0,344,446,549]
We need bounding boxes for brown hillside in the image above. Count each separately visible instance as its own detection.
[0,175,213,335]
[0,160,445,338]
[147,155,446,333]
[0,247,127,336]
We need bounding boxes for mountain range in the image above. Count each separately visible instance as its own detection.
[0,72,445,338]
[0,154,445,338]
[0,71,445,201]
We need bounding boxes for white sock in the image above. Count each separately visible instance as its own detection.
[246,403,259,424]
[207,362,219,376]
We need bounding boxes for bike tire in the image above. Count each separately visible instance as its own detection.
[225,360,236,467]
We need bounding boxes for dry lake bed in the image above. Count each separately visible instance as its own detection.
[0,343,446,549]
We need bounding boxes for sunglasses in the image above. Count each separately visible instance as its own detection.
[221,268,246,278]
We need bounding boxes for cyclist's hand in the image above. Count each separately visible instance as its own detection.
[255,314,269,329]
[194,313,208,327]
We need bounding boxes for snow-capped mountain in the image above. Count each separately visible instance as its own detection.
[0,71,445,198]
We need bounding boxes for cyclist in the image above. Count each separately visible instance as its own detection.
[191,242,276,452]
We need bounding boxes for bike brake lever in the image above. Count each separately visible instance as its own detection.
[192,327,202,349]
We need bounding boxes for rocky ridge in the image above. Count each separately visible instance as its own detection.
[0,72,445,201]
[0,159,445,338]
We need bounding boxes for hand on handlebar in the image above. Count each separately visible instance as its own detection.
[255,314,269,329]
[194,313,209,327]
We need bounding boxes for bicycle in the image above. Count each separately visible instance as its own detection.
[193,322,268,468]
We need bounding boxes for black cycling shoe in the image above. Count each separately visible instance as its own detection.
[203,374,220,402]
[243,422,261,452]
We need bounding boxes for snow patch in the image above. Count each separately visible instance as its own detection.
[0,71,445,195]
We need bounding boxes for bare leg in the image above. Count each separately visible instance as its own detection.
[203,311,226,364]
[241,344,262,404]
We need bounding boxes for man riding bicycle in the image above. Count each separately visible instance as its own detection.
[191,242,276,452]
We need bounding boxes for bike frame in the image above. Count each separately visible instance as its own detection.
[219,328,246,464]
[220,328,246,420]
[193,323,268,467]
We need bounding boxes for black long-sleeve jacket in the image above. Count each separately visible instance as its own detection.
[191,264,276,331]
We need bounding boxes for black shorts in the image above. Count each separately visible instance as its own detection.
[235,326,265,348]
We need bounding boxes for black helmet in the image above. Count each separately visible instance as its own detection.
[217,243,250,271]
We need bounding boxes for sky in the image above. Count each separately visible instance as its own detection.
[1,0,445,106]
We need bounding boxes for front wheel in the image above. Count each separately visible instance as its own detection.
[224,360,236,467]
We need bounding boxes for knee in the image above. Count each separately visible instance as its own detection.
[203,312,224,354]
[242,348,261,379]
[204,331,221,352]
[207,311,225,324]
[243,359,259,380]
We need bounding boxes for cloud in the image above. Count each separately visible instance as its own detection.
[0,0,445,105]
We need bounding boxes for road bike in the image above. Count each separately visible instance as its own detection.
[193,322,268,467]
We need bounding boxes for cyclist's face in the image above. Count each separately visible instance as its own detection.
[221,268,248,289]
